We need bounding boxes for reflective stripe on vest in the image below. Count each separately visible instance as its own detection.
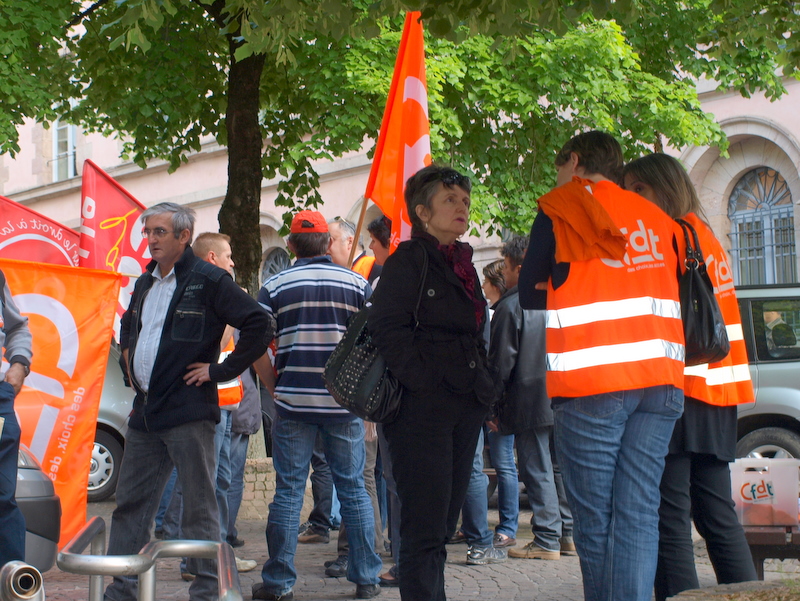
[218,339,243,408]
[547,338,685,373]
[546,296,681,329]
[680,213,754,406]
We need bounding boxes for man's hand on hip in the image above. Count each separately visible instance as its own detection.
[184,363,212,386]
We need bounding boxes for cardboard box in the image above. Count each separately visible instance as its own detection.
[730,458,800,526]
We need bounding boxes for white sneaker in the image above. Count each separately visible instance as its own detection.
[236,557,258,572]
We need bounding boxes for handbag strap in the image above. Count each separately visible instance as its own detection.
[676,218,705,270]
[412,242,430,330]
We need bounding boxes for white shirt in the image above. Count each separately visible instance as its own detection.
[133,265,177,392]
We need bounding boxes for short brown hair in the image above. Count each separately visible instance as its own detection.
[193,232,231,259]
[482,259,507,296]
[555,131,624,184]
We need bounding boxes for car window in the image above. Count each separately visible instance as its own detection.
[751,299,800,361]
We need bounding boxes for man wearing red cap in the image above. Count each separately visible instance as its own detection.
[253,210,382,601]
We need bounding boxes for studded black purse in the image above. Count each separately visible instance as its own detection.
[323,248,428,423]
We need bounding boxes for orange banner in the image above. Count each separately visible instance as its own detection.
[79,160,149,337]
[1,258,121,546]
[364,12,431,251]
[0,196,80,266]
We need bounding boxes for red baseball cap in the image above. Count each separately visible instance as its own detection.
[290,210,328,233]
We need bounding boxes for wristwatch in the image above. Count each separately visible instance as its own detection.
[11,361,30,377]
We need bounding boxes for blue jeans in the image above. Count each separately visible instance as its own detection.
[104,420,220,601]
[486,429,519,539]
[214,409,233,542]
[553,385,683,601]
[0,383,25,565]
[516,425,565,551]
[460,428,493,546]
[227,431,249,541]
[259,416,381,595]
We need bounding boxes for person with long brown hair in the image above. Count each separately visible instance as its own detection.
[623,153,757,601]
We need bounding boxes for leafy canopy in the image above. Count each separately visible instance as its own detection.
[61,4,725,234]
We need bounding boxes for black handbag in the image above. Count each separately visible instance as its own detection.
[676,218,730,366]
[322,247,428,423]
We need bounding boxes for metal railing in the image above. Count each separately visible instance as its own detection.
[0,561,44,601]
[57,517,243,601]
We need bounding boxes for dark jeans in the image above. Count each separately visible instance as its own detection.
[654,452,757,601]
[0,382,25,565]
[308,434,333,533]
[377,424,401,568]
[104,420,220,601]
[384,390,487,601]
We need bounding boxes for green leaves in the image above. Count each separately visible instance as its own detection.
[0,1,79,154]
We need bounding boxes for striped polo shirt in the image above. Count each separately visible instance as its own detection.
[258,255,371,422]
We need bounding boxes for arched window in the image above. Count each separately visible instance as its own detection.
[260,247,291,285]
[728,167,796,285]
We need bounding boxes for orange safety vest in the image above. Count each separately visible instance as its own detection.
[545,180,685,398]
[681,213,754,406]
[218,337,243,409]
[352,254,376,281]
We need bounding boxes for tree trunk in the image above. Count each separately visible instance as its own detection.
[218,39,266,296]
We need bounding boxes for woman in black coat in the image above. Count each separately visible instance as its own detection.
[368,164,495,601]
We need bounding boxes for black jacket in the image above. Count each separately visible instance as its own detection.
[488,287,552,434]
[120,246,273,432]
[368,237,494,405]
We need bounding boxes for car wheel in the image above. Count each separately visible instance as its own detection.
[736,427,800,459]
[88,430,123,502]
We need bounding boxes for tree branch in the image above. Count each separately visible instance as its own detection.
[67,0,112,28]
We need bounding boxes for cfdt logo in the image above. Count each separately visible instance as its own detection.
[740,479,775,503]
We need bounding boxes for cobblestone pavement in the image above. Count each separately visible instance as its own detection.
[41,502,796,601]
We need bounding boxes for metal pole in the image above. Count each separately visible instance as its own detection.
[347,195,370,267]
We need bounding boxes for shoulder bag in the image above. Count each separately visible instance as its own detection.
[676,218,730,366]
[323,244,428,423]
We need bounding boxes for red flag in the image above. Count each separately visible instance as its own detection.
[0,196,80,266]
[79,160,149,336]
[364,12,431,251]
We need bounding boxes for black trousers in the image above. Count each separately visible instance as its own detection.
[384,389,486,601]
[654,452,757,601]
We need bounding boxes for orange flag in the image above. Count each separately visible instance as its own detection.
[1,258,121,547]
[79,160,149,337]
[0,196,80,266]
[364,12,431,251]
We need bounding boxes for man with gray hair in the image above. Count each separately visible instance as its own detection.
[328,217,381,285]
[104,202,273,601]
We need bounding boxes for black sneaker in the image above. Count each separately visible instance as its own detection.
[297,520,312,534]
[355,583,381,599]
[227,535,245,548]
[252,582,294,600]
[298,527,330,544]
[324,554,348,578]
